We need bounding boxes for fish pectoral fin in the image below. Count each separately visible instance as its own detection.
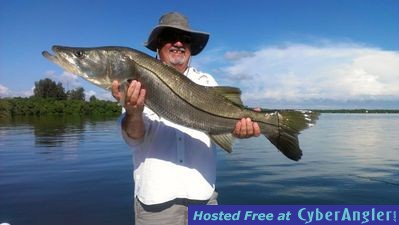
[208,86,244,106]
[210,133,235,153]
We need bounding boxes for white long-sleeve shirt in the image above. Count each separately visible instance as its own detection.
[121,67,218,205]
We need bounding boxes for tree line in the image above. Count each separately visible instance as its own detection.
[1,78,121,118]
[33,78,85,101]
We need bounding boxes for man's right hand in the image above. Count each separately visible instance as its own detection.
[112,80,146,116]
[112,80,146,139]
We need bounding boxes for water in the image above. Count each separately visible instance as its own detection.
[1,114,398,224]
[217,114,399,204]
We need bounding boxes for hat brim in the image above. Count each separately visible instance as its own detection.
[145,25,209,56]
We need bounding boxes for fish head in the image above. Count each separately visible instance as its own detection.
[42,46,135,90]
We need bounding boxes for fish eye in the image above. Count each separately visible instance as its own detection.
[75,50,85,58]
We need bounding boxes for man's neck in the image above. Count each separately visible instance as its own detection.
[175,65,188,74]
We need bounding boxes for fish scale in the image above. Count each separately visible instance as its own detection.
[134,52,249,119]
[134,62,236,133]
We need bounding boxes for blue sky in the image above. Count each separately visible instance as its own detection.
[1,0,398,109]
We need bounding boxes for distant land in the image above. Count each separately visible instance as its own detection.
[246,98,399,111]
[313,109,398,113]
[262,109,398,113]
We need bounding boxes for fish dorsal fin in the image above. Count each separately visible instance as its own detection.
[209,86,243,106]
[210,133,235,153]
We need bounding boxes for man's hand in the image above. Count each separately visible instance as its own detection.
[113,80,146,139]
[233,118,261,138]
[112,80,146,116]
[233,108,262,138]
[124,80,146,115]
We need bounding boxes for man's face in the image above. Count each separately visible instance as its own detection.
[158,29,192,73]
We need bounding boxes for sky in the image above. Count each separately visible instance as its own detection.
[1,0,398,109]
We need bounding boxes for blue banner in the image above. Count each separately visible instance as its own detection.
[188,205,398,224]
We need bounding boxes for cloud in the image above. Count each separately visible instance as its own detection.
[0,84,33,98]
[96,91,115,101]
[218,43,399,107]
[44,70,81,90]
[43,70,115,101]
[84,89,113,101]
[2,70,113,101]
[224,51,255,61]
[85,90,97,99]
[0,84,10,97]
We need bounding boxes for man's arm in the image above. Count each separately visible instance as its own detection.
[112,80,146,140]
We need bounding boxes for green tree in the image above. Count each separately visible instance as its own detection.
[0,98,12,118]
[89,95,97,102]
[33,78,66,100]
[67,87,85,101]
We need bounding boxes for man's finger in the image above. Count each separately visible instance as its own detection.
[127,80,136,95]
[234,120,241,136]
[240,118,247,137]
[253,122,261,137]
[245,118,253,137]
[137,88,146,106]
[130,81,141,105]
[111,80,121,101]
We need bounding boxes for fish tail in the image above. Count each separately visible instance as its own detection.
[260,110,319,161]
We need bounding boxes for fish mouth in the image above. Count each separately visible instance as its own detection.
[42,45,87,79]
[42,46,65,64]
[42,50,55,60]
[42,46,59,63]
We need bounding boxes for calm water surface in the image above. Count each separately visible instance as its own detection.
[1,114,398,224]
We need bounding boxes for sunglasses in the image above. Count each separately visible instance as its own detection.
[159,30,192,44]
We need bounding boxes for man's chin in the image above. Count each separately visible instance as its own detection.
[168,55,186,65]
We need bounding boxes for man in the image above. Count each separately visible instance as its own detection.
[111,12,260,225]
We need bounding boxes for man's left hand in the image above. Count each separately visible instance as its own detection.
[233,118,261,138]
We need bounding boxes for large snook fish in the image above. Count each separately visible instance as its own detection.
[42,46,318,161]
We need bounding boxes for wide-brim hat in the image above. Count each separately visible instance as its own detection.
[145,12,209,56]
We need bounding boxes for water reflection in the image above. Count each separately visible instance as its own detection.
[0,115,120,155]
[0,115,132,225]
[33,116,85,148]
